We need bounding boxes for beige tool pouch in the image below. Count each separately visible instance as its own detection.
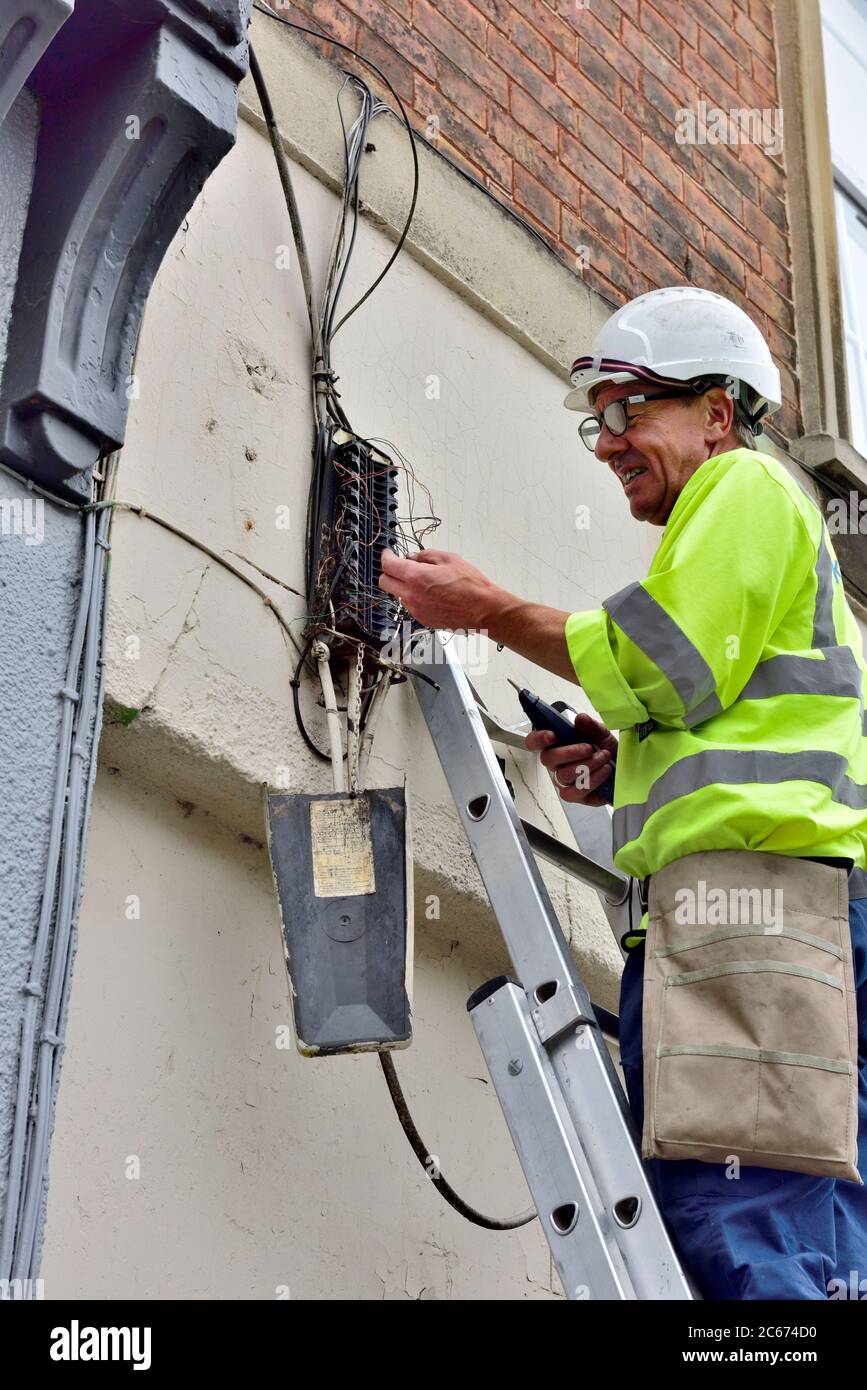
[642,849,861,1183]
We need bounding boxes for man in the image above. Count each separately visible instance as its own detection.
[379,286,867,1300]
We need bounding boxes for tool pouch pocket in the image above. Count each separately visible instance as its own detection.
[642,850,861,1183]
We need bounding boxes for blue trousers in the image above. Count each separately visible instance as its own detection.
[618,896,867,1300]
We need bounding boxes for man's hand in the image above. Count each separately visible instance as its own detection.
[526,712,618,806]
[378,548,580,686]
[378,548,507,632]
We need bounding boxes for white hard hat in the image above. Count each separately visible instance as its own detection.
[564,285,782,433]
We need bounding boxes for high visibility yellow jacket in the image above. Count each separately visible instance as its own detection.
[564,447,867,889]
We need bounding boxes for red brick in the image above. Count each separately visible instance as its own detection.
[428,0,486,49]
[578,37,623,101]
[639,0,682,62]
[626,223,686,286]
[703,228,746,290]
[698,28,740,91]
[514,163,560,232]
[683,247,736,297]
[622,18,697,106]
[759,184,788,233]
[560,129,647,232]
[776,360,798,409]
[641,136,683,197]
[748,0,774,41]
[555,53,643,156]
[273,0,357,47]
[355,21,416,102]
[643,0,697,50]
[694,0,744,63]
[579,110,624,174]
[742,197,787,264]
[745,267,794,335]
[594,0,639,31]
[702,139,759,205]
[734,136,785,201]
[760,246,792,301]
[414,0,507,102]
[489,27,573,125]
[580,187,627,252]
[580,263,627,309]
[775,400,802,443]
[681,45,742,112]
[563,209,642,299]
[701,157,745,222]
[436,137,486,183]
[510,11,554,74]
[474,0,511,31]
[425,93,512,186]
[645,206,689,271]
[748,50,778,103]
[623,153,705,249]
[511,84,559,151]
[732,6,775,67]
[438,55,488,126]
[509,0,576,59]
[490,105,582,205]
[683,174,762,270]
[622,86,703,180]
[576,9,643,88]
[342,0,439,79]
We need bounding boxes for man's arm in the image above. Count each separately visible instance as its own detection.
[378,547,579,684]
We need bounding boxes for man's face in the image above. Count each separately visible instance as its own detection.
[589,379,735,526]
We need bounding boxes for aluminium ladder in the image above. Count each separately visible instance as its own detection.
[402,628,696,1301]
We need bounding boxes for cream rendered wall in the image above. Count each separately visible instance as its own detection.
[42,772,554,1300]
[36,103,650,1299]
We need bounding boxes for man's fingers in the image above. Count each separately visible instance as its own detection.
[379,548,408,575]
[409,549,449,565]
[571,712,617,749]
[524,730,557,751]
[540,742,612,773]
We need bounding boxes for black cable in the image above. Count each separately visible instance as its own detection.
[378,1054,536,1230]
[291,634,346,764]
[248,43,316,344]
[250,20,529,1234]
[253,1,420,340]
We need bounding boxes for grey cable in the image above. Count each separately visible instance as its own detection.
[0,507,97,1279]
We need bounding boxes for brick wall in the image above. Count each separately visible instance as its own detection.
[264,0,797,445]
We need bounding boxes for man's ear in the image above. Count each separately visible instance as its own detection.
[702,386,734,442]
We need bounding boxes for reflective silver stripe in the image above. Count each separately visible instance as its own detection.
[658,1043,851,1073]
[740,645,867,736]
[603,580,722,724]
[741,645,863,702]
[613,748,867,851]
[812,532,836,647]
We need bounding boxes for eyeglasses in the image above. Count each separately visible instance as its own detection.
[578,388,698,451]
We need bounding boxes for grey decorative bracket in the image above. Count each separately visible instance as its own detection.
[0,0,73,127]
[0,0,253,498]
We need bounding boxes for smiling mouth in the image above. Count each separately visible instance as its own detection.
[621,467,645,487]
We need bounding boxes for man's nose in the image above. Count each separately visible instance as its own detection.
[595,425,629,465]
